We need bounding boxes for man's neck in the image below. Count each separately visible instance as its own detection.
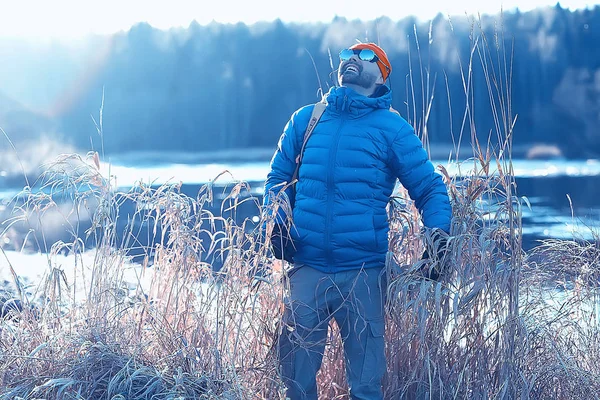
[341,83,375,97]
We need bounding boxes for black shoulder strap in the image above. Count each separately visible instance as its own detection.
[291,100,326,184]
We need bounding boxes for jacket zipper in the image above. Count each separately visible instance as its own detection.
[325,97,347,268]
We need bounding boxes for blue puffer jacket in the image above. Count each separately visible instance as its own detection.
[264,85,451,272]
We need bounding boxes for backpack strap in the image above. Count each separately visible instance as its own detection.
[292,100,327,184]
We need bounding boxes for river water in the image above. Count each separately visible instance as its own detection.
[100,157,600,251]
[1,157,599,254]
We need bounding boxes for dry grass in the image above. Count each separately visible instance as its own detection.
[1,14,599,400]
[0,154,286,399]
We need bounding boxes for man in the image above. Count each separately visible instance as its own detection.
[263,42,452,399]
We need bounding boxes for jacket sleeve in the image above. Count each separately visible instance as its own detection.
[389,124,452,233]
[263,109,303,224]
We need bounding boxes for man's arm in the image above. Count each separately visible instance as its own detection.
[263,109,303,224]
[389,124,452,233]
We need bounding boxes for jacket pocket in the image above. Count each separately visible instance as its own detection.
[372,211,379,251]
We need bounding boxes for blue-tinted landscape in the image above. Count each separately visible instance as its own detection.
[1,4,600,399]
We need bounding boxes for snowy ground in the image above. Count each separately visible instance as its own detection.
[0,248,153,303]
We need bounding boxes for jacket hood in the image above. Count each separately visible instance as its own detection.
[325,85,392,117]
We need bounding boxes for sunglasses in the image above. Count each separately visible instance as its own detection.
[339,48,379,63]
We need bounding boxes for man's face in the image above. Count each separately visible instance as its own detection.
[338,52,383,92]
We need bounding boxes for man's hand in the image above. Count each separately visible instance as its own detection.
[418,232,450,281]
[270,223,295,263]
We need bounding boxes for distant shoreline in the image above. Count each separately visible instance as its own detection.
[105,143,569,167]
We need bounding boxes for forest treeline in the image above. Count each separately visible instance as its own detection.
[1,4,599,159]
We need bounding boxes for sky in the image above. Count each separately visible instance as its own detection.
[0,0,597,39]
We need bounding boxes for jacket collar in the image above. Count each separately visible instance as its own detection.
[325,85,392,117]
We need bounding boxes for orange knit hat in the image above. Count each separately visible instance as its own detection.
[349,42,392,82]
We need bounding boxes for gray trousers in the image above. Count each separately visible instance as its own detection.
[278,266,387,400]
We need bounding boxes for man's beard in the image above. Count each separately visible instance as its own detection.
[339,68,378,89]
